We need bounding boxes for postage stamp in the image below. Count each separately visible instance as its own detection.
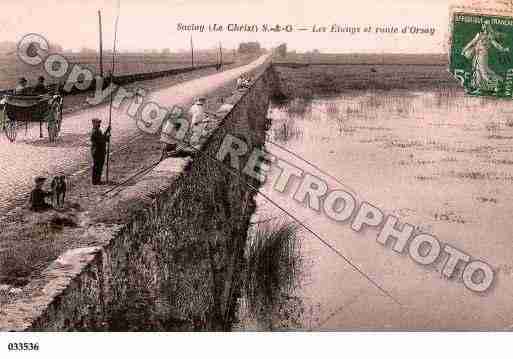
[450,8,513,97]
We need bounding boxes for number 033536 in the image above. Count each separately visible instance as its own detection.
[7,342,40,351]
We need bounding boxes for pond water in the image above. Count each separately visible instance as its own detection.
[241,89,513,330]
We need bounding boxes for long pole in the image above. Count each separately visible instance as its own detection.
[219,42,223,67]
[98,10,104,77]
[215,46,219,69]
[190,36,194,68]
[105,1,121,183]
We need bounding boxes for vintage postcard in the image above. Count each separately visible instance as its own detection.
[0,0,513,357]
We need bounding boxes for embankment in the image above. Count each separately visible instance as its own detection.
[273,64,458,98]
[0,61,280,331]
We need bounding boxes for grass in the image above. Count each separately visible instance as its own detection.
[0,51,240,90]
[243,221,303,330]
[273,64,459,98]
[453,171,489,180]
[286,97,312,116]
[273,53,448,65]
[485,122,501,132]
[270,96,312,142]
[0,208,81,287]
[273,120,303,143]
[0,224,61,286]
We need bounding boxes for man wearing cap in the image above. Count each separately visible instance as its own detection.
[90,118,111,185]
[30,176,53,211]
[188,97,207,146]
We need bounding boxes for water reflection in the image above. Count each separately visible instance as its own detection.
[254,88,513,330]
[268,88,513,146]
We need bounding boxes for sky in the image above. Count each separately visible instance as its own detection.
[0,0,507,53]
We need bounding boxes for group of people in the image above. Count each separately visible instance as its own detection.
[29,95,205,211]
[30,117,110,211]
[160,97,208,159]
[236,75,252,89]
[14,76,48,95]
[27,78,238,212]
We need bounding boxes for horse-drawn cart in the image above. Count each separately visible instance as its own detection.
[0,91,63,143]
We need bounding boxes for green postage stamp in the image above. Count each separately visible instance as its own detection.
[450,10,513,97]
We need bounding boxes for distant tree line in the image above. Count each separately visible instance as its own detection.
[275,43,287,57]
[238,42,261,54]
[1,40,64,56]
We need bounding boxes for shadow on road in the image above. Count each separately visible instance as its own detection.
[22,133,89,148]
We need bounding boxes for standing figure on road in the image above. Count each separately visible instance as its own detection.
[90,118,111,185]
[14,77,28,95]
[33,76,47,95]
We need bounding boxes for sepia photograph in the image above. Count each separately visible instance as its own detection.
[1,0,513,357]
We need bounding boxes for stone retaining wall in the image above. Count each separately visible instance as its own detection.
[0,61,279,331]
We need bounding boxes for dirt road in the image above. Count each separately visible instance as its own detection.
[0,54,269,215]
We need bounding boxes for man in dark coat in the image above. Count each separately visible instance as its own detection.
[90,118,111,185]
[33,76,47,95]
[30,176,53,211]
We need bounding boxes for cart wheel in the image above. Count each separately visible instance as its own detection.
[4,116,17,143]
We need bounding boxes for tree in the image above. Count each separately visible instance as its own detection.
[238,42,261,54]
[275,43,287,57]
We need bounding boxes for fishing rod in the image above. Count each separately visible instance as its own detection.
[219,41,223,68]
[101,113,221,197]
[101,158,163,197]
[190,36,194,68]
[265,139,358,198]
[105,0,121,184]
[98,10,104,78]
[178,134,402,308]
[99,129,401,306]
